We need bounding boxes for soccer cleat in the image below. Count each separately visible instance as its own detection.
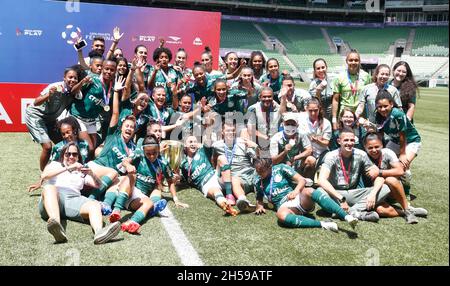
[47,218,67,243]
[321,221,339,233]
[94,222,121,244]
[148,199,167,217]
[352,211,380,222]
[408,206,428,217]
[236,199,257,213]
[404,208,419,224]
[219,201,238,216]
[109,210,121,223]
[345,215,359,229]
[225,194,236,206]
[121,221,141,234]
[100,202,112,216]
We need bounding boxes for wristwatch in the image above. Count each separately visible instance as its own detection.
[338,196,346,203]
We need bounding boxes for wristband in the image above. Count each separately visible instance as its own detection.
[332,117,337,123]
[173,196,179,203]
[379,169,383,177]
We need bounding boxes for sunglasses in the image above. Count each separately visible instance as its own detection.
[64,152,79,158]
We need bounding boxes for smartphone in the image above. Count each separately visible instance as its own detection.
[73,39,87,51]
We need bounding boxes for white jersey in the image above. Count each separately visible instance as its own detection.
[47,162,85,195]
[297,112,332,158]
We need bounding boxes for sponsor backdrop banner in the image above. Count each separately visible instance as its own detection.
[0,0,221,132]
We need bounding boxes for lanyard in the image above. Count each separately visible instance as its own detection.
[100,77,112,105]
[339,151,352,185]
[261,103,273,130]
[149,159,163,185]
[377,115,390,131]
[347,70,359,96]
[224,141,237,165]
[377,153,383,168]
[153,102,165,125]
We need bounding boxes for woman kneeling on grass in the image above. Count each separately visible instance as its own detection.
[253,158,358,232]
[115,134,188,234]
[39,142,121,244]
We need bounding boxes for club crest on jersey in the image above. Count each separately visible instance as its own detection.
[274,174,283,183]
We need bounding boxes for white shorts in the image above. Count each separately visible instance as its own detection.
[201,174,223,197]
[279,193,315,215]
[386,141,421,157]
[74,116,97,134]
[125,187,149,210]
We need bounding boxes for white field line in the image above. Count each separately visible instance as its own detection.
[159,207,204,266]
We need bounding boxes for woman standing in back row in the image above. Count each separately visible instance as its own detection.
[331,49,371,130]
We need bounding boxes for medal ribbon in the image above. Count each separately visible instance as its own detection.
[347,70,359,96]
[339,151,352,186]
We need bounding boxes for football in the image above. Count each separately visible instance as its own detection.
[61,24,82,45]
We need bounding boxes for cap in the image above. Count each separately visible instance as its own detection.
[283,112,298,124]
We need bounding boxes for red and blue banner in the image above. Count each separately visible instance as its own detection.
[0,0,221,131]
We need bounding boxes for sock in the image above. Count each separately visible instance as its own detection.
[103,191,118,207]
[237,195,246,201]
[215,193,226,205]
[224,182,233,196]
[403,185,411,196]
[150,195,161,204]
[283,213,321,228]
[311,189,348,220]
[130,210,146,225]
[113,192,129,211]
[89,176,113,200]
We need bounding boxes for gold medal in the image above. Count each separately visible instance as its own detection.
[103,105,110,112]
[267,202,274,209]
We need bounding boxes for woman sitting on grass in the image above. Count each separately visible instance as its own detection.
[114,134,188,234]
[253,158,358,232]
[39,142,121,244]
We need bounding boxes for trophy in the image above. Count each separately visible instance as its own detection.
[160,140,184,172]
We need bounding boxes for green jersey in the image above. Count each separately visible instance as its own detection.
[230,83,261,114]
[180,147,215,189]
[50,140,89,163]
[333,69,371,115]
[131,154,174,196]
[119,107,149,135]
[94,124,136,171]
[208,89,247,115]
[147,101,175,126]
[70,75,111,120]
[187,74,217,102]
[377,107,421,145]
[260,73,283,103]
[255,164,297,209]
[148,65,179,105]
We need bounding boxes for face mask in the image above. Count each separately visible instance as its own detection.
[284,125,297,136]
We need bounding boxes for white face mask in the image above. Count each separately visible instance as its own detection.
[284,125,297,136]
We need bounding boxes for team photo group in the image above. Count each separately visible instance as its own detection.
[25,26,428,245]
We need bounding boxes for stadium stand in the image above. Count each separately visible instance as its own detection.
[259,23,330,55]
[412,27,449,56]
[220,20,266,50]
[326,27,410,54]
[399,55,449,78]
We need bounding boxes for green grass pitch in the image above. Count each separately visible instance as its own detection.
[0,87,448,266]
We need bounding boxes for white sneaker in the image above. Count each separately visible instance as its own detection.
[408,206,428,217]
[345,215,358,229]
[321,221,338,233]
